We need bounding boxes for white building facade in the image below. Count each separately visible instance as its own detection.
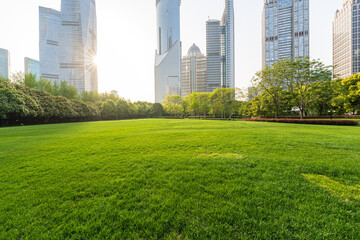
[39,0,98,92]
[181,44,207,97]
[155,0,182,103]
[39,7,61,82]
[333,0,360,79]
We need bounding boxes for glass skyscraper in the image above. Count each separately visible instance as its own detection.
[181,44,207,97]
[206,19,222,92]
[333,0,360,79]
[0,48,10,79]
[221,0,235,88]
[24,57,40,79]
[206,0,235,92]
[155,0,182,103]
[39,0,98,92]
[39,7,61,82]
[262,0,309,67]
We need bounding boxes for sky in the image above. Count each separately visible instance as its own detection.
[0,0,343,102]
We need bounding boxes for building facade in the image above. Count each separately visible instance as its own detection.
[333,0,360,79]
[206,0,235,92]
[221,0,235,88]
[0,48,10,79]
[39,0,98,92]
[39,6,61,82]
[181,44,207,97]
[262,0,309,67]
[206,19,222,92]
[155,0,182,103]
[60,0,98,92]
[24,57,40,79]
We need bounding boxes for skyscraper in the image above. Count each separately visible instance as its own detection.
[181,44,207,97]
[0,48,10,79]
[39,7,60,82]
[221,0,235,88]
[39,0,98,92]
[333,0,359,79]
[206,0,235,92]
[206,19,222,92]
[60,0,98,92]
[24,57,40,79]
[262,0,309,67]
[155,0,182,103]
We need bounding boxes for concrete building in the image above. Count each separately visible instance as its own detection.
[181,44,207,97]
[0,48,10,79]
[24,57,40,79]
[333,0,360,79]
[262,0,309,67]
[39,0,98,92]
[155,0,182,103]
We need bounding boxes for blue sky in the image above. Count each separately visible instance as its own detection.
[0,0,343,102]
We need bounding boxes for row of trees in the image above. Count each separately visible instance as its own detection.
[243,57,360,119]
[162,88,242,118]
[163,58,360,119]
[1,75,164,126]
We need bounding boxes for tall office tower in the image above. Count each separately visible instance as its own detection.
[39,7,61,82]
[333,0,359,79]
[155,0,182,103]
[0,48,10,79]
[221,0,235,88]
[206,19,222,92]
[181,44,207,97]
[24,58,40,79]
[60,0,98,92]
[262,0,309,67]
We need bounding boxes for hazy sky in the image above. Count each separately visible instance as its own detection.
[0,0,343,102]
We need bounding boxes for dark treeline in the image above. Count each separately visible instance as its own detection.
[0,75,163,126]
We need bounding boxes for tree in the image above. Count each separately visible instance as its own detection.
[58,81,79,100]
[334,74,360,115]
[210,88,236,118]
[278,57,332,119]
[101,99,117,120]
[162,95,183,117]
[254,64,286,118]
[150,103,164,117]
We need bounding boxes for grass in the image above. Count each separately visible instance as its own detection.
[0,119,360,239]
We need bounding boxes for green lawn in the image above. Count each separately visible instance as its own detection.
[1,119,360,239]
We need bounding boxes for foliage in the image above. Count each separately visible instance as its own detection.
[334,74,360,114]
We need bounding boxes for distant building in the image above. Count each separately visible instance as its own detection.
[206,0,235,92]
[0,48,10,79]
[333,0,359,79]
[155,0,182,103]
[59,0,98,92]
[262,0,309,67]
[221,0,235,88]
[181,44,207,97]
[206,19,222,92]
[39,0,98,92]
[24,57,40,79]
[39,6,61,82]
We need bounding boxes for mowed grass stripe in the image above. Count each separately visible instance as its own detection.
[0,119,360,239]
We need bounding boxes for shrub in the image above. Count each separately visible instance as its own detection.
[242,118,358,126]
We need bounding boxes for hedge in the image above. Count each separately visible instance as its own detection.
[242,118,359,126]
[0,80,100,126]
